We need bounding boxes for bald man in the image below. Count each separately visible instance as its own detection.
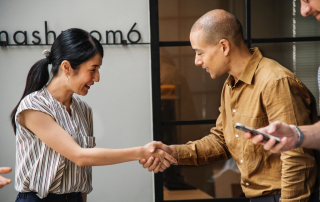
[140,9,319,202]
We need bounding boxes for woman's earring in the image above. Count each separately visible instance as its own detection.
[66,74,69,81]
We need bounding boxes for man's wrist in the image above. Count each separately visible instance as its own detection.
[289,125,304,148]
[170,145,179,164]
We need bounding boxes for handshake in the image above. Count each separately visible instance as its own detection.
[140,141,178,173]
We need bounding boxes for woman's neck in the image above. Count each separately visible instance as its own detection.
[46,76,73,108]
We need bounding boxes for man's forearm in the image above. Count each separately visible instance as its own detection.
[173,134,231,165]
[300,121,320,150]
[280,148,317,202]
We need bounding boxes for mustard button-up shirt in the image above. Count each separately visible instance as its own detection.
[175,48,317,201]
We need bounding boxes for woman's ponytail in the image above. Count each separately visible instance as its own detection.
[10,56,50,134]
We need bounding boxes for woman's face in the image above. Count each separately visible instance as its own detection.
[69,53,102,96]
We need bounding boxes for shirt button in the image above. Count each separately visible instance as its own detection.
[246,183,249,186]
[233,109,236,113]
[240,160,243,163]
[235,134,239,138]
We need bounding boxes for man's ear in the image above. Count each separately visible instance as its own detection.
[61,60,72,76]
[219,39,231,56]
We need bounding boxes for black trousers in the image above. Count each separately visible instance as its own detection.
[250,194,281,202]
[15,192,83,202]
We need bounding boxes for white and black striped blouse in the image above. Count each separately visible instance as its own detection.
[15,87,96,199]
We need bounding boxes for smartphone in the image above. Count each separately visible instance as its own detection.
[234,123,280,144]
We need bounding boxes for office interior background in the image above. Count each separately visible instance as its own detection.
[0,0,320,202]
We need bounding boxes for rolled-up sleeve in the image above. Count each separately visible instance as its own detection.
[174,111,232,165]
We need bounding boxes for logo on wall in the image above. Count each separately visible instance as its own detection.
[0,21,147,46]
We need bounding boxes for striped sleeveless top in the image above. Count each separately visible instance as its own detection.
[15,87,95,198]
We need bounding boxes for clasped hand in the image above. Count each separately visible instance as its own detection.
[141,141,178,173]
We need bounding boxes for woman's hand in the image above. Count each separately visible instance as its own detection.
[142,141,177,164]
[140,141,178,173]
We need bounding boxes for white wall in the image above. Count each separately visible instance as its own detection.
[0,0,154,201]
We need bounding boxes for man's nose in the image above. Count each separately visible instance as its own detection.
[300,1,312,17]
[195,57,202,66]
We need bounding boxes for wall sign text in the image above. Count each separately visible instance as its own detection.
[0,21,146,46]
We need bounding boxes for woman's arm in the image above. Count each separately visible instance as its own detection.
[19,110,177,167]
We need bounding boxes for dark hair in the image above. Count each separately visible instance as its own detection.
[10,28,104,134]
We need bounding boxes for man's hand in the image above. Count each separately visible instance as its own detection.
[0,167,12,188]
[244,121,299,153]
[140,141,178,173]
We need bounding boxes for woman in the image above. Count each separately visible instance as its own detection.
[11,28,176,202]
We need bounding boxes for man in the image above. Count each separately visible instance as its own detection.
[244,0,320,153]
[300,0,320,20]
[141,9,318,202]
[0,167,12,188]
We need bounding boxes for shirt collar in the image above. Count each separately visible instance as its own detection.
[226,47,263,86]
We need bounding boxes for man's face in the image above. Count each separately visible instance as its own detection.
[190,30,228,79]
[300,0,320,21]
